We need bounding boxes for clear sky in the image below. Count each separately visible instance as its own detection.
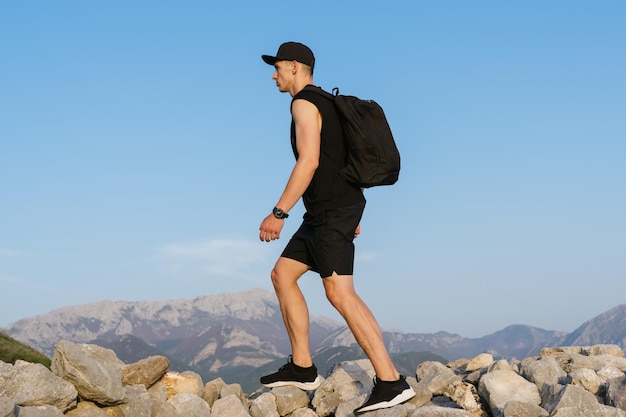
[1,1,624,338]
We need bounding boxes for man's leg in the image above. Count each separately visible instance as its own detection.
[322,273,398,380]
[260,256,322,390]
[271,256,313,367]
[323,273,415,413]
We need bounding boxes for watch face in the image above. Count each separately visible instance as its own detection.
[273,207,286,219]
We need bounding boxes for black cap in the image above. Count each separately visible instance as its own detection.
[262,42,315,69]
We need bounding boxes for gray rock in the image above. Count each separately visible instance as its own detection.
[567,367,603,395]
[221,383,247,404]
[586,345,625,357]
[0,397,16,417]
[502,401,548,417]
[210,394,250,417]
[116,384,152,417]
[560,353,626,373]
[249,392,278,417]
[408,405,474,416]
[478,369,541,416]
[490,359,514,372]
[312,363,368,417]
[51,341,125,406]
[545,384,624,417]
[15,405,64,417]
[291,408,318,417]
[167,392,211,417]
[406,379,432,408]
[0,362,77,412]
[606,375,626,409]
[271,386,309,416]
[148,381,169,417]
[121,356,170,388]
[520,356,567,388]
[416,361,463,395]
[598,366,625,382]
[202,378,225,407]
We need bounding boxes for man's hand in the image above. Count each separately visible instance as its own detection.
[259,214,284,242]
[354,224,361,238]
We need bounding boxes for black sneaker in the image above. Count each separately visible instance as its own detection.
[354,375,416,414]
[260,357,322,390]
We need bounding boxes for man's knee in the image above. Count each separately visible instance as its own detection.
[271,258,307,289]
[324,275,356,310]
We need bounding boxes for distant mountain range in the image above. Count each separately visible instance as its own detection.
[4,288,626,393]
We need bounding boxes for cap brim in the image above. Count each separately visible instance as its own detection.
[261,55,277,65]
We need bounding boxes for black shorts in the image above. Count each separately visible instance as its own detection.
[281,202,365,278]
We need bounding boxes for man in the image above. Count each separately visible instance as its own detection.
[258,41,416,414]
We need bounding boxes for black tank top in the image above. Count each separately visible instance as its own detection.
[291,85,365,215]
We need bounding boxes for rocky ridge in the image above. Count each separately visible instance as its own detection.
[2,340,626,417]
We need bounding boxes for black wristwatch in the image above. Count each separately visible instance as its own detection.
[272,207,289,219]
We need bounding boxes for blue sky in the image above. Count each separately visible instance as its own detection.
[1,1,624,338]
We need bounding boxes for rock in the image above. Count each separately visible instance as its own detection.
[409,406,474,416]
[14,405,64,417]
[545,384,624,417]
[116,384,151,417]
[147,382,168,417]
[161,371,204,399]
[553,351,626,373]
[6,340,626,417]
[446,381,486,416]
[606,375,626,409]
[0,397,16,417]
[51,341,125,406]
[121,356,170,388]
[291,408,318,417]
[65,401,108,417]
[0,362,77,412]
[587,345,625,357]
[417,361,463,395]
[478,369,541,416]
[167,392,211,417]
[210,394,250,417]
[312,362,370,417]
[202,378,225,407]
[598,366,625,382]
[465,353,493,373]
[567,368,603,395]
[221,383,247,404]
[249,392,278,417]
[520,357,567,388]
[272,386,309,416]
[406,379,432,408]
[502,401,548,417]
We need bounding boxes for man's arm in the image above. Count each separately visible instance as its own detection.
[259,99,321,242]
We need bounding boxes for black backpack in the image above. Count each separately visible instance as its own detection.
[313,87,401,188]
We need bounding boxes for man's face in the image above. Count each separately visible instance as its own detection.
[272,60,294,93]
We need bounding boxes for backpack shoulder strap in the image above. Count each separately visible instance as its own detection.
[301,85,338,101]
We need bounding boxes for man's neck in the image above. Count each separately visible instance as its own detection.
[290,77,314,97]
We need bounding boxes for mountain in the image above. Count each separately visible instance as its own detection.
[562,304,626,347]
[3,288,625,393]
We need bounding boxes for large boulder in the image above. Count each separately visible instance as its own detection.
[0,362,77,412]
[51,341,125,406]
[478,369,541,416]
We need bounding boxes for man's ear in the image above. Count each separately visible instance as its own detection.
[291,60,298,74]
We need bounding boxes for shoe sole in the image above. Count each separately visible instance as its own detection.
[262,375,322,391]
[355,387,416,414]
